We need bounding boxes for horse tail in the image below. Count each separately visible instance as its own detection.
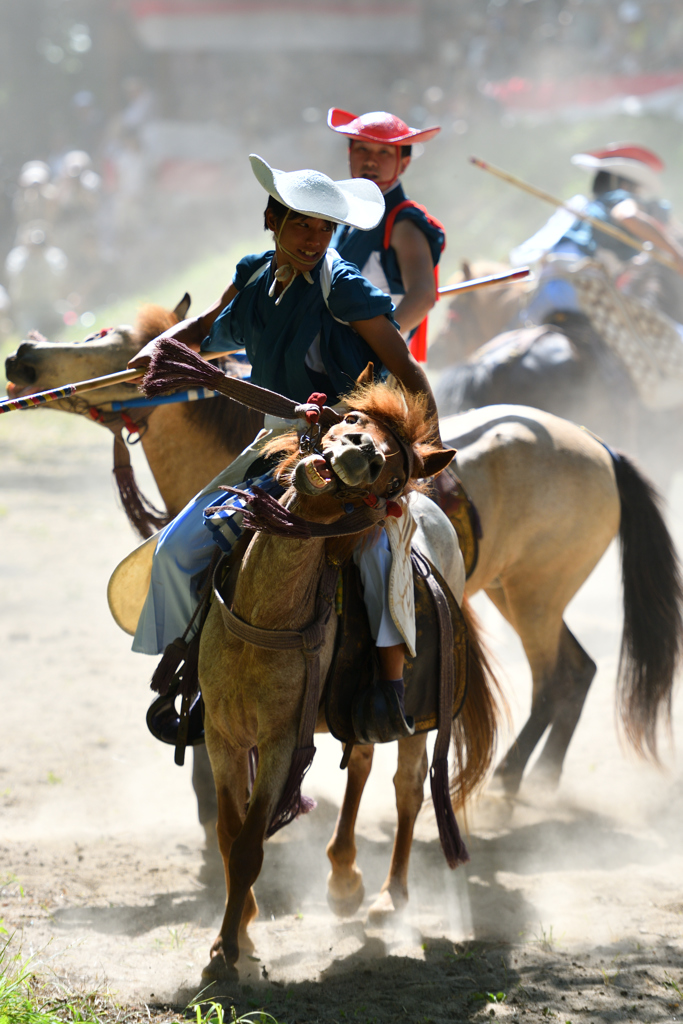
[450,599,504,811]
[613,451,683,760]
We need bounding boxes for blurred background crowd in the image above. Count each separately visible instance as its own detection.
[1,0,683,341]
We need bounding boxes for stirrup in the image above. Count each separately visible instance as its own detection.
[146,691,205,747]
[351,679,415,745]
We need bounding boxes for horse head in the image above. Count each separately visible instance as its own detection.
[4,293,191,410]
[270,373,455,522]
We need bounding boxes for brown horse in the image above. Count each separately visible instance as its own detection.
[196,380,499,979]
[5,308,682,806]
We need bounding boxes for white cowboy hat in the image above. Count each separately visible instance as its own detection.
[250,153,384,231]
[571,144,663,196]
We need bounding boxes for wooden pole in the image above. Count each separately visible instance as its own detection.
[470,156,678,271]
[438,267,531,296]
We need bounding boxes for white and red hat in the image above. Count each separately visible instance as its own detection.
[571,143,664,195]
[327,108,441,146]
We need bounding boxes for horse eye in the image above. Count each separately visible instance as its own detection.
[345,413,360,423]
[387,477,401,495]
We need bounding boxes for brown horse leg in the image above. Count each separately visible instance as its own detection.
[326,744,374,916]
[204,738,295,978]
[202,729,256,981]
[191,746,221,874]
[367,732,429,922]
[525,625,596,788]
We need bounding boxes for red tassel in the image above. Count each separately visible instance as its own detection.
[430,757,470,868]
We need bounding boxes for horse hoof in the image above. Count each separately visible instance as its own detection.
[367,889,407,923]
[326,882,365,917]
[491,765,523,795]
[202,952,238,982]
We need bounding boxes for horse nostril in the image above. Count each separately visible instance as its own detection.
[367,454,385,483]
[5,355,37,385]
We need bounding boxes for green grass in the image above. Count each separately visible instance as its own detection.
[0,936,287,1024]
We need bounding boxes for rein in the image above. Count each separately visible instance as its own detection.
[213,555,339,836]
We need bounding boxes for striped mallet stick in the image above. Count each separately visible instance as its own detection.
[438,267,531,296]
[470,156,679,271]
[0,349,240,414]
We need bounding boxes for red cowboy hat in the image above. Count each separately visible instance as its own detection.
[571,143,664,194]
[327,108,441,146]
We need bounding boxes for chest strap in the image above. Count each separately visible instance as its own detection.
[382,200,447,364]
[213,557,339,837]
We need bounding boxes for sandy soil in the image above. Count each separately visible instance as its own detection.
[3,406,683,1023]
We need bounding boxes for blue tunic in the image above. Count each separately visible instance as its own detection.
[560,189,671,262]
[203,249,394,405]
[332,181,445,298]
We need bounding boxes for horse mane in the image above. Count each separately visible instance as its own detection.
[260,380,443,478]
[133,304,264,454]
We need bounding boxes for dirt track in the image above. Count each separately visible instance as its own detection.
[3,406,683,1023]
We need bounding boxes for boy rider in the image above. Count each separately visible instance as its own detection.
[327,108,445,361]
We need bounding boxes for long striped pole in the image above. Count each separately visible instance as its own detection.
[470,156,678,271]
[0,349,245,415]
[0,367,143,414]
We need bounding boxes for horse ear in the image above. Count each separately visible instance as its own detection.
[416,447,456,479]
[356,362,374,386]
[173,292,191,321]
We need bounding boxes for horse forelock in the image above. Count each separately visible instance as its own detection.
[341,381,442,478]
[134,304,180,345]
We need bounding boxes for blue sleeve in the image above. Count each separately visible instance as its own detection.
[232,250,274,289]
[326,258,395,323]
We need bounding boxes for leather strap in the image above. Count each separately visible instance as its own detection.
[412,553,455,763]
[213,558,338,750]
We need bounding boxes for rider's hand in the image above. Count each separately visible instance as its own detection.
[127,339,158,370]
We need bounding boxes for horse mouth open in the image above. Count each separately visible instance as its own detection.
[4,381,35,400]
[294,444,386,497]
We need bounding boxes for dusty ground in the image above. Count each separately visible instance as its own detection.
[3,405,683,1023]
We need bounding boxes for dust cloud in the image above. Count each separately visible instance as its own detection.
[3,0,683,1018]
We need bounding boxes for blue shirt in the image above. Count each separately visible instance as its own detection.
[202,249,394,404]
[561,189,672,262]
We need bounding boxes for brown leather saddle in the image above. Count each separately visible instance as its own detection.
[325,554,468,744]
[432,465,481,578]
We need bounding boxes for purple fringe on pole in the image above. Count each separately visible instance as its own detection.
[430,757,470,869]
[142,338,227,398]
[266,746,316,838]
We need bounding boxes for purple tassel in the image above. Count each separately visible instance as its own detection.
[150,638,188,695]
[113,464,169,539]
[298,794,317,816]
[430,757,470,869]
[207,486,313,539]
[142,338,227,398]
[266,746,316,838]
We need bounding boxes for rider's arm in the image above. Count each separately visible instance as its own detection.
[127,282,239,368]
[611,198,683,276]
[389,218,437,334]
[350,313,441,440]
